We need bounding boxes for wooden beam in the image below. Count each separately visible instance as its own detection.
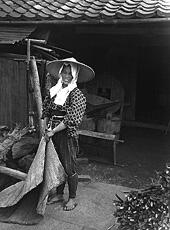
[0,18,170,25]
[0,166,27,181]
[78,129,116,140]
[25,39,46,44]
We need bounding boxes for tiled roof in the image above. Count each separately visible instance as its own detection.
[0,26,36,43]
[0,0,170,22]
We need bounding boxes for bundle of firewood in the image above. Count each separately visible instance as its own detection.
[114,168,170,230]
[0,125,39,172]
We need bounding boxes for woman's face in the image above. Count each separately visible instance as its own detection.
[60,64,73,85]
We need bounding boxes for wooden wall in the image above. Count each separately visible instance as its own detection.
[0,57,27,127]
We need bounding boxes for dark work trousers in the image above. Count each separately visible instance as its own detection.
[52,129,79,199]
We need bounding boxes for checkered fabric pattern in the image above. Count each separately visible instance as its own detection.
[42,88,86,137]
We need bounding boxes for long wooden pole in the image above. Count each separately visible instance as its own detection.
[26,39,31,125]
[0,166,27,181]
[30,57,43,136]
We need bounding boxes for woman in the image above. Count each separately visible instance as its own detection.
[42,57,95,211]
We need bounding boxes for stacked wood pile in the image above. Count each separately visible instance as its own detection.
[114,167,170,230]
[0,125,39,190]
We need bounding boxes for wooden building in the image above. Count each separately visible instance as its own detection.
[0,0,170,131]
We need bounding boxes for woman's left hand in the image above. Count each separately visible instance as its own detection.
[44,130,55,142]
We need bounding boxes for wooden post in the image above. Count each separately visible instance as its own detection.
[30,57,43,136]
[26,39,31,125]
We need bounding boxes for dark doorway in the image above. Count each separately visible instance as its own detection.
[136,46,170,125]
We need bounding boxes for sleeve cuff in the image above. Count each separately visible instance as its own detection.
[63,117,68,127]
[41,113,50,119]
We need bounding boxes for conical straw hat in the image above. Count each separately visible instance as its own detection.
[46,57,95,83]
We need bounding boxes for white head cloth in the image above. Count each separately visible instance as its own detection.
[49,62,79,105]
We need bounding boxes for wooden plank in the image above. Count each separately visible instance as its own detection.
[0,57,27,127]
[77,129,116,140]
[0,166,27,181]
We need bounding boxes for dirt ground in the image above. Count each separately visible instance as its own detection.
[78,126,170,189]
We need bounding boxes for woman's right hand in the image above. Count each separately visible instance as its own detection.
[42,126,47,137]
[44,130,54,142]
[42,118,48,137]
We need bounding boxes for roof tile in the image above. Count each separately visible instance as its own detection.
[86,7,101,14]
[104,1,121,11]
[101,9,116,16]
[65,2,76,7]
[38,11,50,17]
[44,0,53,3]
[137,4,156,12]
[67,11,82,18]
[119,5,136,12]
[4,1,14,6]
[69,0,80,3]
[15,0,26,6]
[26,1,36,6]
[57,8,69,14]
[19,2,28,9]
[29,8,39,14]
[52,12,66,18]
[9,10,21,18]
[0,4,13,13]
[24,11,36,17]
[71,7,84,14]
[46,5,57,11]
[94,1,109,6]
[84,11,99,17]
[122,2,138,9]
[33,4,44,10]
[136,8,156,17]
[113,0,126,3]
[41,8,53,15]
[79,1,92,7]
[117,8,136,17]
[142,0,157,5]
[0,11,7,17]
[125,0,141,5]
[139,2,157,9]
[85,0,95,3]
[39,2,49,7]
[51,1,63,7]
[90,3,104,10]
[15,7,27,14]
[60,5,71,11]
[103,4,120,12]
[34,0,42,2]
[157,8,170,17]
[0,0,170,21]
[159,1,170,7]
[157,3,170,10]
[75,4,88,11]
